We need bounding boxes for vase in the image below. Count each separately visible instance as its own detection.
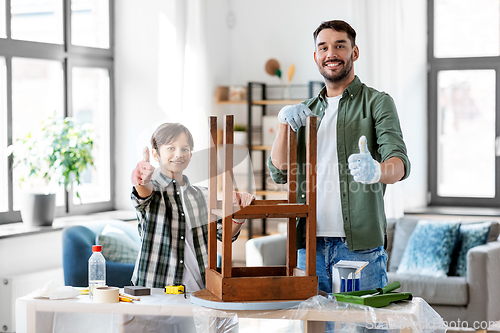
[233,131,247,146]
[21,193,57,227]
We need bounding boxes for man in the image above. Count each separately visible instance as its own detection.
[268,20,410,293]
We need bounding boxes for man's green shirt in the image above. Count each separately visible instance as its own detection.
[267,76,410,251]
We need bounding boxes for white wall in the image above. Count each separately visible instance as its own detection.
[0,231,62,277]
[114,0,428,210]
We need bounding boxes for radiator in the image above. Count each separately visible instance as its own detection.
[0,268,64,333]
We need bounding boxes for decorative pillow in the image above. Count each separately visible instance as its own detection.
[396,220,460,278]
[388,218,420,272]
[96,225,139,264]
[448,222,491,277]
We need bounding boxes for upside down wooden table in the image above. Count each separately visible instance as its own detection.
[16,288,446,333]
[198,115,319,303]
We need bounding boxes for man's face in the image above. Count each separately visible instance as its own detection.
[314,29,359,83]
[153,132,192,178]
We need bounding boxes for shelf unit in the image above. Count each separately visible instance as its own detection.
[246,81,324,239]
[215,82,323,238]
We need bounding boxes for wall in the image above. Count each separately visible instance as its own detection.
[114,0,428,210]
[222,0,428,210]
[115,0,230,209]
[0,231,62,278]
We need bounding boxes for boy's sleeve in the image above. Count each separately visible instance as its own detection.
[216,219,240,242]
[131,186,154,236]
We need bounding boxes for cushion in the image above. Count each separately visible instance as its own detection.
[388,218,420,272]
[449,222,491,277]
[459,220,499,242]
[396,220,460,278]
[387,272,468,306]
[96,225,139,264]
[385,218,397,260]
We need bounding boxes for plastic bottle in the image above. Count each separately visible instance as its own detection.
[88,245,106,298]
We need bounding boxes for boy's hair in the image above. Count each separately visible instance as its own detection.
[313,20,356,47]
[151,123,194,154]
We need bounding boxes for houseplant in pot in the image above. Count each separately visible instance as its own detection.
[7,114,94,227]
[233,124,247,146]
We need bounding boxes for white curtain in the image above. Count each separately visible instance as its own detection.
[349,0,407,219]
[156,0,209,142]
[156,0,210,184]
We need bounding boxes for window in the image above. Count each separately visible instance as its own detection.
[71,66,111,206]
[11,0,63,44]
[0,0,114,224]
[0,57,7,213]
[429,0,500,207]
[0,0,5,38]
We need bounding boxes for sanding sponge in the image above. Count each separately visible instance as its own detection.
[124,286,151,296]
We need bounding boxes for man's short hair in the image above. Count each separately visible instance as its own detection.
[151,123,194,153]
[313,20,356,47]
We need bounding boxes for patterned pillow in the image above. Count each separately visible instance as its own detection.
[396,220,460,278]
[96,225,139,264]
[448,222,491,277]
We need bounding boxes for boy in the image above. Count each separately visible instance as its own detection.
[130,123,253,292]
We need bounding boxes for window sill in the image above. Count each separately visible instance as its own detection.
[0,210,136,240]
[405,206,500,217]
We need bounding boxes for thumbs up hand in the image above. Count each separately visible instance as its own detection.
[347,136,381,184]
[131,147,156,186]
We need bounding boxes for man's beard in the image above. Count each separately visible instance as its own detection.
[318,55,354,83]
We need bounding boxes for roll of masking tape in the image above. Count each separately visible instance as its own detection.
[93,286,119,303]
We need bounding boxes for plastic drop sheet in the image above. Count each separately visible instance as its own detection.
[18,291,446,333]
[191,295,447,333]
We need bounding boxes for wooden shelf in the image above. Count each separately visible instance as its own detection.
[215,86,247,104]
[217,100,246,105]
[252,99,304,105]
[252,145,272,151]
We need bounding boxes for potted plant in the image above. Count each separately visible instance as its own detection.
[7,114,94,226]
[233,124,247,146]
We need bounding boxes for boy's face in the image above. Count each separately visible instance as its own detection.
[152,132,192,179]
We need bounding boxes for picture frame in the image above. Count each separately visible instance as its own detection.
[262,116,280,146]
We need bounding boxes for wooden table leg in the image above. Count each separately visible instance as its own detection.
[304,320,325,333]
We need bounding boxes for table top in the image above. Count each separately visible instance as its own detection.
[17,288,445,327]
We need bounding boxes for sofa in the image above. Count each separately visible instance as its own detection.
[246,217,500,325]
[386,217,500,325]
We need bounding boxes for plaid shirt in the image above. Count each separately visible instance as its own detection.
[131,172,237,288]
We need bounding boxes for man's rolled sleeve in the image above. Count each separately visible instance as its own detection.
[267,155,288,184]
[374,94,411,181]
[385,152,411,181]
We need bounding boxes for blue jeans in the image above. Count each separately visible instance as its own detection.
[298,238,388,333]
[297,237,388,293]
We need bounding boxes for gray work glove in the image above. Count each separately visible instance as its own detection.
[278,104,314,132]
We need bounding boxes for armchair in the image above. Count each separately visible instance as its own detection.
[62,220,140,288]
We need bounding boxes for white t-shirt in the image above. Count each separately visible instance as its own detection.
[179,184,205,292]
[316,95,346,237]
